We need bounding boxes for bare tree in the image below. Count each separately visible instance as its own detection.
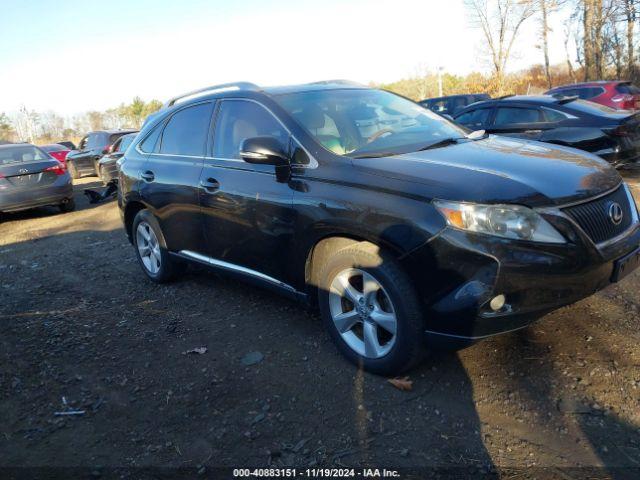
[465,0,536,89]
[537,0,567,88]
[564,25,577,82]
[622,0,636,78]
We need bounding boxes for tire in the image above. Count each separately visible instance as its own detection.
[317,242,426,376]
[99,165,109,185]
[59,198,75,213]
[67,161,80,179]
[132,209,185,283]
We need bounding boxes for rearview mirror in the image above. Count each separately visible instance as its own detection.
[240,136,289,166]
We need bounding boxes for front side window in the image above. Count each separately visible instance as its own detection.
[160,102,213,156]
[111,138,122,153]
[275,89,465,157]
[213,100,289,159]
[494,107,541,125]
[456,108,492,129]
[78,136,88,150]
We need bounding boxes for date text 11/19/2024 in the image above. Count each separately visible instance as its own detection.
[232,468,401,478]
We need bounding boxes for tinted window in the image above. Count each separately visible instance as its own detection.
[541,108,570,123]
[160,103,213,156]
[109,132,134,145]
[449,97,468,114]
[214,100,289,159]
[429,99,448,113]
[0,145,50,165]
[78,136,88,150]
[455,108,492,129]
[563,99,620,116]
[111,138,122,153]
[616,83,640,94]
[576,87,604,99]
[494,107,541,125]
[139,123,163,153]
[119,135,135,152]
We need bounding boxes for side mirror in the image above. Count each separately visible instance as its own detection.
[240,136,289,166]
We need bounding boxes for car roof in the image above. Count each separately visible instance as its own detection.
[88,129,138,135]
[550,81,628,89]
[262,81,368,96]
[0,142,35,150]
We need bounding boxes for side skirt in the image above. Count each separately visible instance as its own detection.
[171,250,308,303]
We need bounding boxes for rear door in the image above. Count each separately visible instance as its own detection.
[199,99,296,282]
[139,101,214,253]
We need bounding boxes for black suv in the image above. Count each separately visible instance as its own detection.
[119,81,640,374]
[420,94,490,117]
[453,95,640,168]
[66,129,137,179]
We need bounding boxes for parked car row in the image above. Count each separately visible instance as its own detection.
[66,129,138,179]
[115,80,640,375]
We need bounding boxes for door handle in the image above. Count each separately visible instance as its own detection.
[140,170,155,182]
[524,129,542,134]
[200,178,220,193]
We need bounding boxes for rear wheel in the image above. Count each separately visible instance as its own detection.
[67,161,80,179]
[132,209,185,283]
[59,198,75,213]
[317,242,426,375]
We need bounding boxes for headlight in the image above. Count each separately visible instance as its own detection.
[433,200,566,244]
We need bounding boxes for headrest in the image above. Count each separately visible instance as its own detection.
[295,105,326,130]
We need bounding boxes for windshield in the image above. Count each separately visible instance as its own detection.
[0,145,50,165]
[275,89,466,157]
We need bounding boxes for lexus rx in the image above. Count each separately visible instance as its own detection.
[118,81,640,374]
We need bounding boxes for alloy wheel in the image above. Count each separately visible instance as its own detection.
[136,221,161,275]
[328,268,397,359]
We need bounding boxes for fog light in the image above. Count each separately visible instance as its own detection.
[489,294,506,311]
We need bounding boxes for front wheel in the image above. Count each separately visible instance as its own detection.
[132,210,185,283]
[67,161,80,179]
[317,242,426,375]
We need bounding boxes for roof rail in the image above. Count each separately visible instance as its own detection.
[307,79,365,87]
[163,82,260,109]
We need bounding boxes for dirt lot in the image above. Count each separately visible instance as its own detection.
[1,176,639,479]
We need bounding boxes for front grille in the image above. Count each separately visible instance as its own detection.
[563,185,633,244]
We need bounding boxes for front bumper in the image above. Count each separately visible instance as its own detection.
[402,212,640,346]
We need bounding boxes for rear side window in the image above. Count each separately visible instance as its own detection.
[494,107,541,125]
[449,97,468,114]
[119,135,135,152]
[213,100,289,159]
[616,83,640,94]
[455,108,492,129]
[139,124,163,153]
[160,102,213,156]
[575,87,604,99]
[541,108,570,123]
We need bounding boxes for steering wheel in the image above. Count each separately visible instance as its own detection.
[366,128,395,144]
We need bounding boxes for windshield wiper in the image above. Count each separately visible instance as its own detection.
[350,151,399,159]
[416,137,465,151]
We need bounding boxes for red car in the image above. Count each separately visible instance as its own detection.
[40,144,71,165]
[545,81,640,111]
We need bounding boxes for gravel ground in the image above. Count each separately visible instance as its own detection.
[0,176,639,479]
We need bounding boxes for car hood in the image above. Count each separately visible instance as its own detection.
[351,136,621,207]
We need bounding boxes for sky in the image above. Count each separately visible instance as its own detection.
[0,0,573,116]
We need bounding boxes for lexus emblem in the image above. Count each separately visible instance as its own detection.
[608,202,624,225]
[18,168,29,174]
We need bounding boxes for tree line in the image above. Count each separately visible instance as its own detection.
[2,0,639,145]
[0,97,162,145]
[381,0,640,101]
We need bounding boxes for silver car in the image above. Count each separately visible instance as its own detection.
[0,144,74,214]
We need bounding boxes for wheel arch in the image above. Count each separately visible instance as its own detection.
[123,200,147,243]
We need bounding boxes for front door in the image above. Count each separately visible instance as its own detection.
[199,99,295,283]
